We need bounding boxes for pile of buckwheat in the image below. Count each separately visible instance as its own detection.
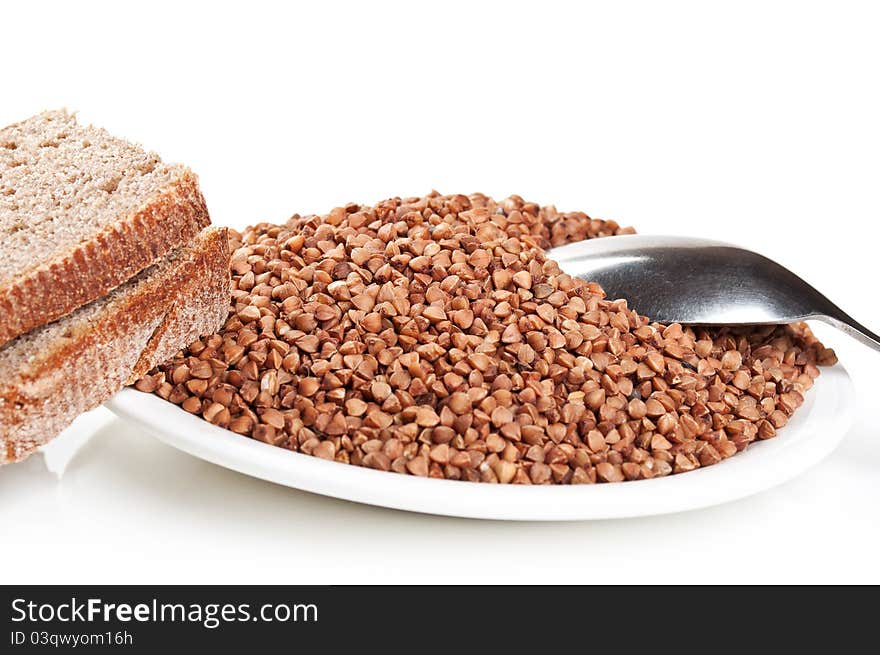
[136,192,837,484]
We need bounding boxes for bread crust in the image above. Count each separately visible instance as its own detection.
[0,227,230,464]
[0,169,211,346]
[131,229,231,382]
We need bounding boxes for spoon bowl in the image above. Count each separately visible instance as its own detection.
[546,235,880,352]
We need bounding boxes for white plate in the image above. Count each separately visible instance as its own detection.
[106,364,854,521]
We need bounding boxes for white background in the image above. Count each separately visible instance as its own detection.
[1,0,878,583]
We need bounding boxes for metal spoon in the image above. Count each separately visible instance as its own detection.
[547,234,880,352]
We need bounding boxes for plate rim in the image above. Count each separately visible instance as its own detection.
[105,363,855,521]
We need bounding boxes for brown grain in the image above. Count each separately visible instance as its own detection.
[141,192,836,485]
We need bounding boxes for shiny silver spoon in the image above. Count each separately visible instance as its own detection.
[547,234,880,352]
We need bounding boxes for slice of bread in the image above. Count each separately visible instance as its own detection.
[0,110,210,345]
[0,227,230,465]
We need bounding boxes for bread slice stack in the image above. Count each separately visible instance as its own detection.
[0,111,230,464]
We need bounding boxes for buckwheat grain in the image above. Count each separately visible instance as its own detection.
[140,192,837,484]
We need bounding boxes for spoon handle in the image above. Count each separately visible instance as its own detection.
[819,311,880,353]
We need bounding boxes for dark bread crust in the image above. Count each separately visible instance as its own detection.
[0,227,230,464]
[0,169,210,346]
[131,229,231,382]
